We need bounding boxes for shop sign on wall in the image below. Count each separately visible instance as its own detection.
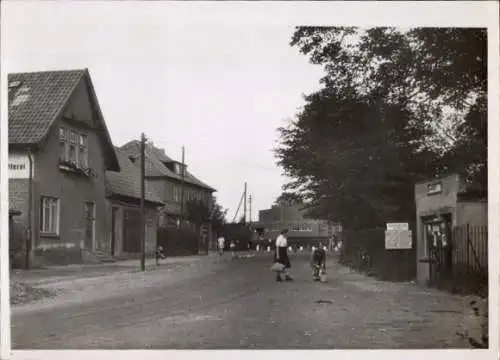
[427,181,443,195]
[8,153,33,179]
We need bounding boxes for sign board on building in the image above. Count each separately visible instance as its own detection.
[386,223,409,231]
[385,230,412,250]
[427,181,443,195]
[8,153,33,179]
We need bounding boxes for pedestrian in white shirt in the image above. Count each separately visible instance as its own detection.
[273,229,293,282]
[230,240,236,257]
[217,236,225,256]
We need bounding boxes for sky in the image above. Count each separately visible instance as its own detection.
[2,2,325,221]
[2,2,496,223]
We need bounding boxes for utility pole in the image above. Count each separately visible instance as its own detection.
[140,133,146,271]
[26,149,33,269]
[249,194,252,226]
[232,191,245,223]
[243,182,247,225]
[179,146,185,229]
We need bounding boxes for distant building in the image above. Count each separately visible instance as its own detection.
[252,203,341,247]
[105,147,164,259]
[119,141,216,229]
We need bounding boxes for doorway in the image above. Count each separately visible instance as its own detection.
[123,208,141,253]
[424,214,452,288]
[111,206,118,256]
[84,201,96,250]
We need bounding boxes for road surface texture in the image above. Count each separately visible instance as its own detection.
[12,253,472,349]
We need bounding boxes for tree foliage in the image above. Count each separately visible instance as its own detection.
[186,197,227,235]
[275,27,487,229]
[275,192,303,206]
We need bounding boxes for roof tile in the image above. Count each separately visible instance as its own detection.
[106,148,164,205]
[8,70,85,144]
[8,69,120,171]
[119,140,216,192]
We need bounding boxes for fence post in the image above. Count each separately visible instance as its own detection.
[466,224,470,279]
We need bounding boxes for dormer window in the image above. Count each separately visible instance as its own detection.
[8,81,30,106]
[170,162,186,175]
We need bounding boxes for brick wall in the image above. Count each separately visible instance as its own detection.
[9,179,29,227]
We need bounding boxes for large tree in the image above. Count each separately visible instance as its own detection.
[274,192,304,206]
[290,27,486,182]
[277,87,438,229]
[275,27,487,229]
[185,197,227,236]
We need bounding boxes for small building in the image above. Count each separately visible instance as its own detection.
[105,148,165,259]
[119,141,216,228]
[8,69,120,265]
[414,173,487,288]
[252,203,341,248]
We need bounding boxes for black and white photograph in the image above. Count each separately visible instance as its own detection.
[0,1,498,359]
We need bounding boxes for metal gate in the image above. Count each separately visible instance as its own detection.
[425,218,453,288]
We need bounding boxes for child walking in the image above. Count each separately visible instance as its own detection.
[155,245,166,266]
[311,242,326,281]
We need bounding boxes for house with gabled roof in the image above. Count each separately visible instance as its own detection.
[8,69,120,265]
[119,140,216,229]
[105,147,164,258]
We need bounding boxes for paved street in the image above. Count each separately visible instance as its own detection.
[12,253,471,349]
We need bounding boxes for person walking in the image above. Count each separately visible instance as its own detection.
[311,242,327,281]
[217,235,225,256]
[230,240,236,257]
[155,245,166,266]
[273,229,293,282]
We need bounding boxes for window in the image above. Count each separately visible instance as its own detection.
[59,128,68,161]
[173,186,180,202]
[300,224,313,232]
[271,223,281,231]
[291,223,300,232]
[68,130,77,163]
[59,127,89,168]
[79,134,88,168]
[40,197,60,235]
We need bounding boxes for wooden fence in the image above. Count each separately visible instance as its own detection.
[449,224,488,295]
[157,226,199,256]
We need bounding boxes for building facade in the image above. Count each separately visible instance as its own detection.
[119,141,216,229]
[414,173,488,286]
[252,203,342,247]
[104,148,164,259]
[8,69,120,265]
